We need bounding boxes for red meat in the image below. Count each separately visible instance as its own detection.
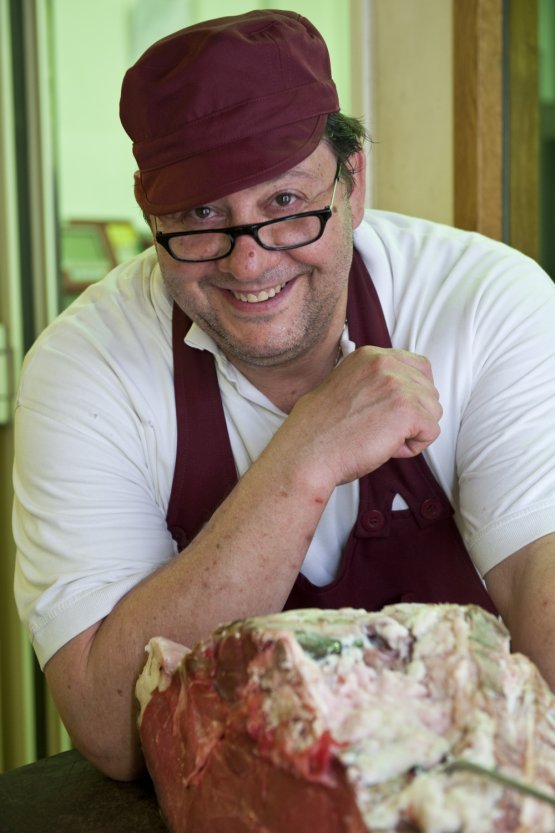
[136,604,555,832]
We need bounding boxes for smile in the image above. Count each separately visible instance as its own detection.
[231,283,287,303]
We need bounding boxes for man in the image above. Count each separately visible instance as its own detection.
[13,10,555,781]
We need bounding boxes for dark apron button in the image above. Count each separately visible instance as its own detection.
[420,498,442,520]
[362,509,385,532]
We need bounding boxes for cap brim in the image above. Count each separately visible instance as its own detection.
[134,114,328,215]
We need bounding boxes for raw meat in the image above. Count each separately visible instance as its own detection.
[136,604,555,832]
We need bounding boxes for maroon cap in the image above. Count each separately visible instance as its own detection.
[119,10,339,215]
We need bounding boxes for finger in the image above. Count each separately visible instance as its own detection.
[342,348,437,396]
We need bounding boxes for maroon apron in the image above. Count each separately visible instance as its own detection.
[166,250,496,615]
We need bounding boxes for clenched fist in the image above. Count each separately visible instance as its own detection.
[273,346,442,490]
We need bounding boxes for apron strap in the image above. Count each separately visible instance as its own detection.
[166,306,237,549]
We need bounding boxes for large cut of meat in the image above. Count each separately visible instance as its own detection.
[135,604,555,832]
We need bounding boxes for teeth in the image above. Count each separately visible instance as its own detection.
[233,283,286,303]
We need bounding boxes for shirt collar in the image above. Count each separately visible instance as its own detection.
[183,319,356,398]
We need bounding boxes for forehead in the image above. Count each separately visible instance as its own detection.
[157,142,334,221]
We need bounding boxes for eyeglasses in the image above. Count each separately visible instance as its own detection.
[155,160,341,263]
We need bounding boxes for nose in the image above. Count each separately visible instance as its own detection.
[216,233,277,281]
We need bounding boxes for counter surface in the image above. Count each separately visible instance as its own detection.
[0,749,167,833]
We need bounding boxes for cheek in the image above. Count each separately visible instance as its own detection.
[296,209,354,274]
[337,199,355,240]
[158,258,208,300]
[320,208,355,276]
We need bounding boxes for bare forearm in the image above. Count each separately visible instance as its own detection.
[46,441,331,779]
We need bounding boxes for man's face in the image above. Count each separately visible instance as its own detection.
[153,142,366,369]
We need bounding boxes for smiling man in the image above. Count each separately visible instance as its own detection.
[12,10,555,781]
[154,149,354,393]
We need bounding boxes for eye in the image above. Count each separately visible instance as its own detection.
[192,206,213,220]
[179,205,221,230]
[274,192,298,210]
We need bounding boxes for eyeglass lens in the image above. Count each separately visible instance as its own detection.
[167,213,324,261]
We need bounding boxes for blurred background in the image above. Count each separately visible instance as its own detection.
[0,0,554,772]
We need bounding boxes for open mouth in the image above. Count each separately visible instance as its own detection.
[231,282,287,304]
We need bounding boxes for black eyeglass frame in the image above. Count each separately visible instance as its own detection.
[154,160,341,263]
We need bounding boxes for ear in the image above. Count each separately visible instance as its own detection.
[346,151,367,229]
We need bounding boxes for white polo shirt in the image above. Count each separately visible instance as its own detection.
[13,210,555,668]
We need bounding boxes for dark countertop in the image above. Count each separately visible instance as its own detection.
[0,749,167,833]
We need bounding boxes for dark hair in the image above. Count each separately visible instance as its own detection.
[324,111,369,195]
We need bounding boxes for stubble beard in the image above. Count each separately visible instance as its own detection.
[179,262,349,370]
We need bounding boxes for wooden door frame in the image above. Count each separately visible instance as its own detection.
[454,0,538,258]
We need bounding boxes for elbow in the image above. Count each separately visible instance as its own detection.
[74,737,147,782]
[44,632,147,781]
